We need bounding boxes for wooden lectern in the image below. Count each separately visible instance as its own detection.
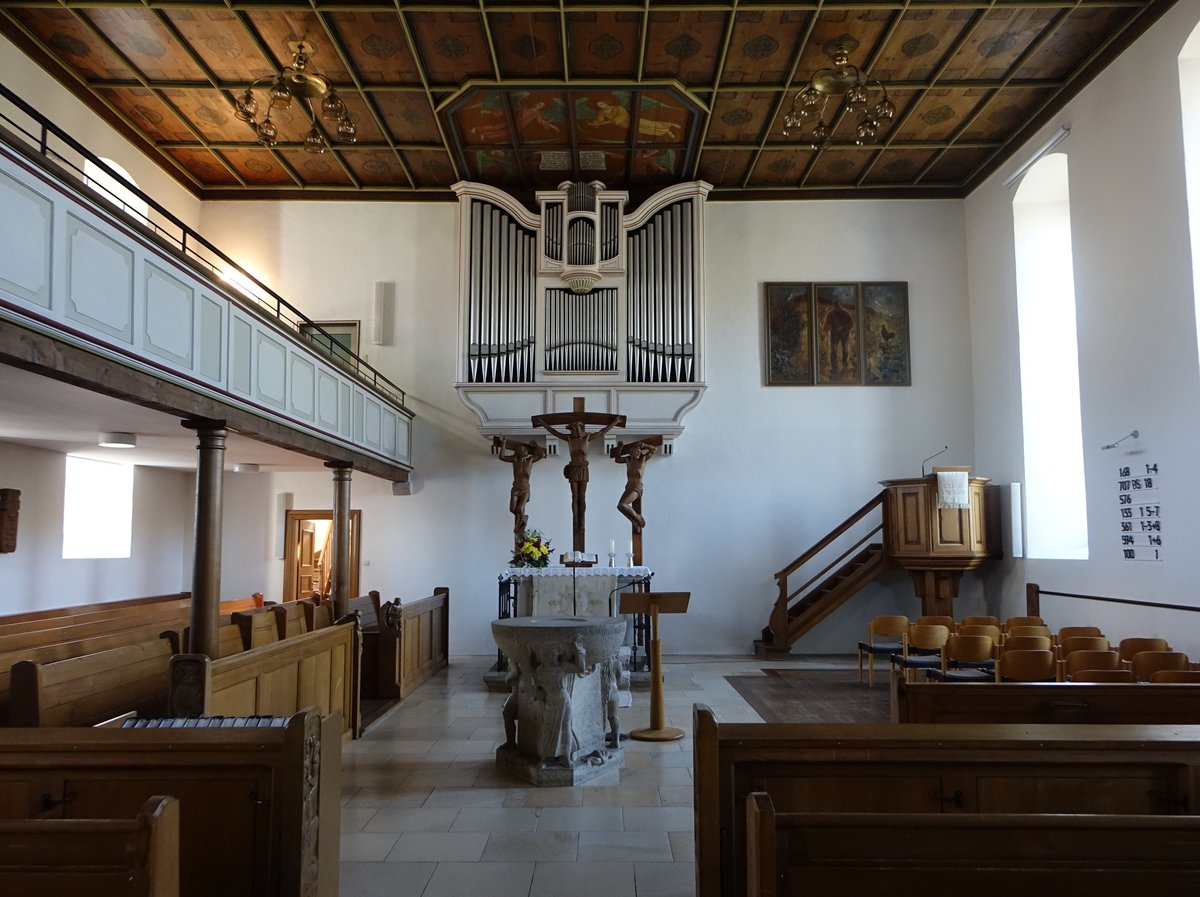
[619,591,690,742]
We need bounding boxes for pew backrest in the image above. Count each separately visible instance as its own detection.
[230,607,279,650]
[745,793,1200,897]
[0,592,190,627]
[693,703,1200,897]
[892,675,1200,724]
[9,636,176,726]
[0,795,180,896]
[0,709,339,897]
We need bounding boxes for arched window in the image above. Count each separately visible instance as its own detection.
[1012,153,1089,559]
[83,157,149,224]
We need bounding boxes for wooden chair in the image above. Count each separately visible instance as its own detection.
[1062,649,1121,681]
[1071,668,1136,683]
[1132,651,1190,682]
[1119,637,1171,663]
[1004,615,1045,632]
[857,615,909,687]
[928,634,995,682]
[1002,635,1052,653]
[995,649,1057,682]
[959,615,1000,628]
[1006,624,1053,641]
[957,623,1001,646]
[1060,635,1110,658]
[1057,625,1103,644]
[915,615,955,633]
[890,624,950,683]
[1149,670,1200,683]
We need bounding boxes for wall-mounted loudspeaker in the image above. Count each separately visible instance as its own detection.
[372,282,394,346]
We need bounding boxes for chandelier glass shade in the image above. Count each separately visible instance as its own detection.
[782,42,894,149]
[233,40,357,154]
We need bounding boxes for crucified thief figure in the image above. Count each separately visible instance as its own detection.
[612,438,661,532]
[494,437,547,540]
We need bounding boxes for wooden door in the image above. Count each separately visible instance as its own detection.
[297,525,319,595]
[283,510,361,603]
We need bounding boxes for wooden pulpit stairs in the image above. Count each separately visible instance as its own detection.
[755,476,998,657]
[756,491,888,658]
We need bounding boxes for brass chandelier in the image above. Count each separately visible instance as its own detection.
[782,41,894,149]
[233,40,357,153]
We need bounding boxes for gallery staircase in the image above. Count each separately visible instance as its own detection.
[755,490,888,658]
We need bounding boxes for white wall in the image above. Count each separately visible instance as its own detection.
[0,32,200,230]
[966,0,1200,656]
[0,442,191,611]
[200,196,983,655]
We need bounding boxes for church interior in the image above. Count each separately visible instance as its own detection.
[3,0,1200,894]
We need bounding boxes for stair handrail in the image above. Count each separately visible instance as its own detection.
[773,490,886,582]
[767,489,887,647]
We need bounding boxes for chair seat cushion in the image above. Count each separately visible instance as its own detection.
[857,641,903,655]
[928,668,994,682]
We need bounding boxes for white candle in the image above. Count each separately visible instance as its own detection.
[627,541,634,555]
[609,539,615,553]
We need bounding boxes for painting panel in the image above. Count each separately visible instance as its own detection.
[815,283,861,385]
[764,283,813,386]
[862,283,911,386]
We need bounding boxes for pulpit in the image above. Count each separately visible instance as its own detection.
[880,469,1000,616]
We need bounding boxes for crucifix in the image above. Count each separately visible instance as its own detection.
[612,435,662,566]
[532,397,626,552]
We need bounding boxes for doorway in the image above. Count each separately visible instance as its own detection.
[282,509,361,603]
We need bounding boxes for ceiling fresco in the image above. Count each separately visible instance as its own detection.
[0,1,1178,204]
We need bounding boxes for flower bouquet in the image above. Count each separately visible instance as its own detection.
[511,529,552,568]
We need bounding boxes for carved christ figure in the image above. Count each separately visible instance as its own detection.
[613,437,661,532]
[494,437,547,540]
[537,418,622,548]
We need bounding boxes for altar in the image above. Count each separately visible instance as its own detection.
[502,565,653,617]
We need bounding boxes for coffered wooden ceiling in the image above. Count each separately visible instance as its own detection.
[0,1,1178,203]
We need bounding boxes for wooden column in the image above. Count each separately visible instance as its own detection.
[326,461,353,618]
[182,417,226,658]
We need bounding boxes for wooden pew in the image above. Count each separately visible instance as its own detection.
[0,709,340,897]
[229,607,280,650]
[0,795,179,896]
[0,591,190,627]
[9,636,178,727]
[0,602,195,655]
[892,673,1200,723]
[0,596,192,637]
[303,599,334,632]
[397,587,450,699]
[0,626,181,726]
[348,588,449,700]
[745,792,1200,897]
[693,704,1200,897]
[168,620,360,740]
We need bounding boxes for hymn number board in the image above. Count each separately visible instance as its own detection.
[1118,463,1162,561]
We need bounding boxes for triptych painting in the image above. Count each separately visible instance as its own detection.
[764,282,911,386]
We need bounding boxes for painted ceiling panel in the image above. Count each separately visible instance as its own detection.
[0,0,1176,201]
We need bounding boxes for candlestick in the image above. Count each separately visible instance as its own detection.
[607,552,616,568]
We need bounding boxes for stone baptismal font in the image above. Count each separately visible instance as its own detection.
[491,616,627,786]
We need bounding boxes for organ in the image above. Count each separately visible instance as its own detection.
[452,179,711,448]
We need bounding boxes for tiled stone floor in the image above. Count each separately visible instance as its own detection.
[340,655,820,897]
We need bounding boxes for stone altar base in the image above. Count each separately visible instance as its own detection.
[492,617,627,787]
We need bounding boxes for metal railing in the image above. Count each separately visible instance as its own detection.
[0,82,407,410]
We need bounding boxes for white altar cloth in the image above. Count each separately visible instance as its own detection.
[502,566,652,617]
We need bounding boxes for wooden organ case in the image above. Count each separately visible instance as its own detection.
[452,179,711,444]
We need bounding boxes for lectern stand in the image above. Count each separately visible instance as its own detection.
[619,591,690,741]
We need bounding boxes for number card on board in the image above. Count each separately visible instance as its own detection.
[1117,463,1162,561]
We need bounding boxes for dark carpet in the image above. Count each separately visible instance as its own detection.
[725,668,890,723]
